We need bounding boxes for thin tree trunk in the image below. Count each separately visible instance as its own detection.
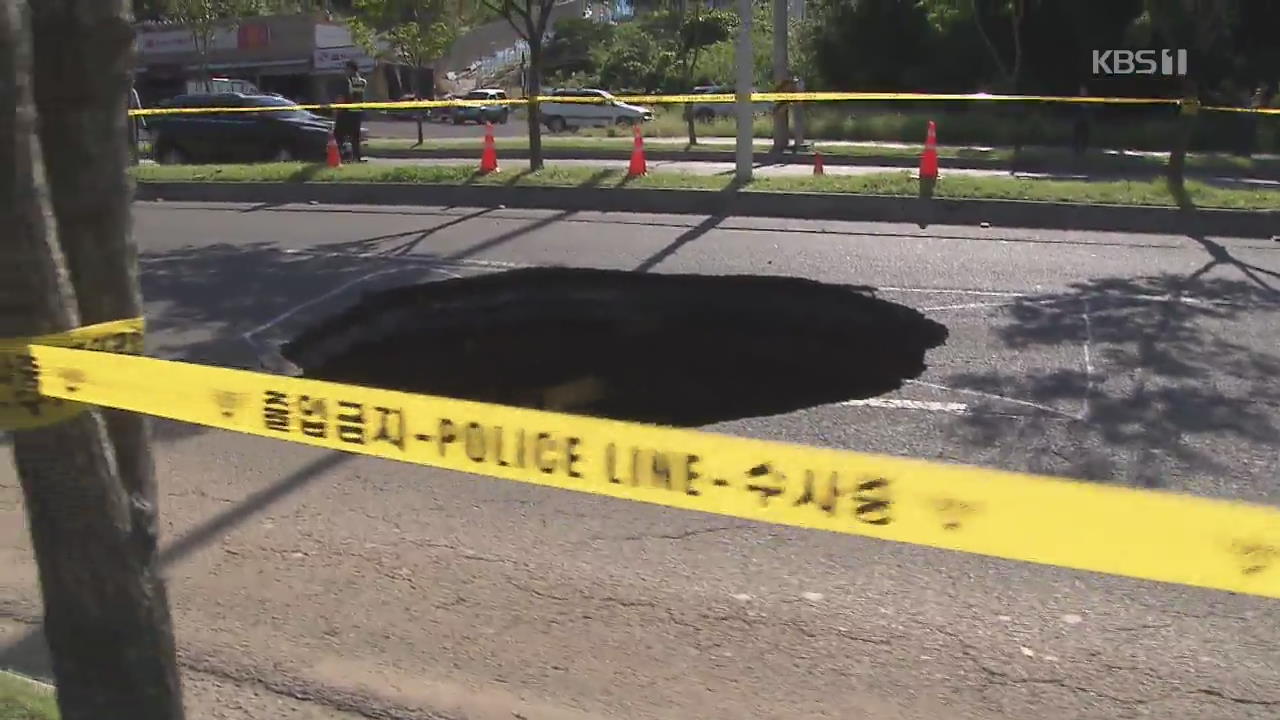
[969,0,1008,86]
[683,40,699,146]
[1,1,185,718]
[1009,0,1024,92]
[526,38,544,170]
[771,0,789,152]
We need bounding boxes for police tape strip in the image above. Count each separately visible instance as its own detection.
[18,343,1280,600]
[0,319,145,430]
[126,91,1280,117]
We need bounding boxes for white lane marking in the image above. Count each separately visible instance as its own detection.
[883,286,1239,308]
[905,380,1082,419]
[275,247,525,270]
[243,268,413,340]
[1081,298,1094,420]
[239,265,459,371]
[840,398,970,414]
[921,301,1022,311]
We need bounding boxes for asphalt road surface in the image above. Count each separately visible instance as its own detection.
[3,203,1279,719]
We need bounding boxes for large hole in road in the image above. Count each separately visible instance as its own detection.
[281,268,949,427]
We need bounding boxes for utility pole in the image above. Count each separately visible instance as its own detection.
[791,0,804,148]
[734,0,753,182]
[771,0,788,152]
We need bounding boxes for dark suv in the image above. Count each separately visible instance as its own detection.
[453,89,510,125]
[149,93,336,164]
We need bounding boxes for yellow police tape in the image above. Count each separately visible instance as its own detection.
[18,343,1280,600]
[126,91,1280,117]
[0,320,144,430]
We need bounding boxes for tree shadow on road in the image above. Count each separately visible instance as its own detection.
[944,268,1280,492]
[0,451,352,680]
[137,243,454,445]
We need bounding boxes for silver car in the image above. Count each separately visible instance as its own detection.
[539,88,653,132]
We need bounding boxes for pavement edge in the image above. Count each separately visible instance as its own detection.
[134,181,1279,237]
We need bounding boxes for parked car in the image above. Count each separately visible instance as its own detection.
[149,93,344,164]
[683,84,772,122]
[539,88,653,132]
[186,77,261,95]
[454,88,510,124]
[427,93,457,123]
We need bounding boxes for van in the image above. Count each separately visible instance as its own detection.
[538,88,653,132]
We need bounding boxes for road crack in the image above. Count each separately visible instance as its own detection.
[1195,688,1280,706]
[590,524,753,543]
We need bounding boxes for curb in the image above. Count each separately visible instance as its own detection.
[1,669,55,694]
[135,181,1278,238]
[366,147,1280,181]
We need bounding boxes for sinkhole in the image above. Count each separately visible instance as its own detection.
[281,267,949,427]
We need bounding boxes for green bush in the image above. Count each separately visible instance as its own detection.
[606,103,1278,155]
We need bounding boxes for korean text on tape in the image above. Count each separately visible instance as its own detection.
[0,319,144,430]
[24,345,1280,600]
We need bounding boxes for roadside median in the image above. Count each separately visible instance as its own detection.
[0,671,57,720]
[364,137,1280,181]
[132,163,1279,237]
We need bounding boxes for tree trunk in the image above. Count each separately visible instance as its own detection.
[1172,90,1198,199]
[1010,0,1023,92]
[526,38,544,171]
[683,44,700,146]
[771,0,789,153]
[969,0,1008,86]
[1,1,185,718]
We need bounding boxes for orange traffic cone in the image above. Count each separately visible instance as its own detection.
[813,150,825,176]
[479,122,499,174]
[919,120,938,180]
[627,123,647,177]
[326,133,341,168]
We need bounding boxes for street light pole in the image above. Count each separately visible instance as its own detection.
[734,0,753,182]
[771,0,788,152]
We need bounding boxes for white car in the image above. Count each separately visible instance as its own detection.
[684,84,773,122]
[538,88,653,132]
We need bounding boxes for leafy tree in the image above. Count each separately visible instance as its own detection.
[164,0,278,80]
[596,22,674,91]
[544,16,615,78]
[919,0,1033,92]
[674,8,735,143]
[480,0,558,170]
[346,0,480,96]
[1127,0,1240,185]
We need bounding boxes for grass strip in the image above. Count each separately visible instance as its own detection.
[132,162,1280,211]
[0,673,57,720]
[363,136,1279,175]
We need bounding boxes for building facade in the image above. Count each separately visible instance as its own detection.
[132,13,412,106]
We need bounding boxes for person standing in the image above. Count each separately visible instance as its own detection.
[338,59,368,162]
[127,82,146,165]
[1238,84,1265,158]
[1072,84,1093,159]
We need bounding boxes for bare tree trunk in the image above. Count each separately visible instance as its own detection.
[1010,0,1024,92]
[771,0,789,153]
[683,28,700,146]
[1,1,185,718]
[1168,85,1198,201]
[969,0,1008,86]
[526,39,544,170]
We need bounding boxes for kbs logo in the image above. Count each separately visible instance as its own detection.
[1092,49,1188,76]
